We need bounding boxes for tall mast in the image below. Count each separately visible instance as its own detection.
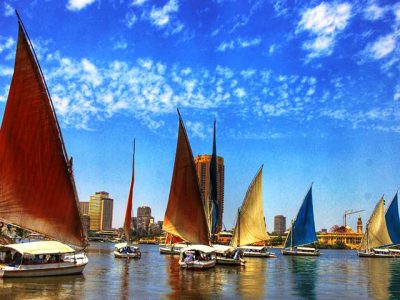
[237,209,241,247]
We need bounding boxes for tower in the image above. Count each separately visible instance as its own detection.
[194,155,225,232]
[357,216,363,234]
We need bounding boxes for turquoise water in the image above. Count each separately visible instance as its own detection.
[1,243,400,299]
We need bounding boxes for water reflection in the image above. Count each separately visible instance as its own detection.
[166,255,223,299]
[289,257,318,299]
[236,258,266,299]
[2,245,400,299]
[388,260,400,299]
[0,274,85,299]
[361,258,389,300]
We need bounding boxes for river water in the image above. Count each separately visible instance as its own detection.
[1,243,400,299]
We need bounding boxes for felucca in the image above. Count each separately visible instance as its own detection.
[282,185,320,256]
[207,120,245,266]
[358,196,398,258]
[231,166,276,259]
[385,192,400,256]
[114,140,141,259]
[162,110,216,269]
[0,12,88,278]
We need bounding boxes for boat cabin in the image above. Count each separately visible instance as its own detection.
[114,243,140,255]
[296,246,319,253]
[0,241,80,267]
[180,245,216,263]
[213,244,242,259]
[239,246,270,254]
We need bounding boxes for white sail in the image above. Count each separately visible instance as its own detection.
[360,197,392,250]
[231,166,270,247]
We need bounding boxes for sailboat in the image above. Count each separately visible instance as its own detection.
[0,12,88,277]
[230,166,276,259]
[385,192,400,256]
[114,140,141,259]
[159,233,187,255]
[207,120,245,266]
[162,110,216,269]
[358,196,396,258]
[282,185,320,256]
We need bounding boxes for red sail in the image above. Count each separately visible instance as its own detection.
[123,141,135,245]
[165,233,185,245]
[162,112,210,245]
[0,23,86,247]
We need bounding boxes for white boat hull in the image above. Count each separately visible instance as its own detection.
[281,249,320,256]
[358,251,400,258]
[216,257,245,266]
[159,247,181,255]
[179,259,216,269]
[0,261,87,278]
[114,251,141,259]
[242,252,277,258]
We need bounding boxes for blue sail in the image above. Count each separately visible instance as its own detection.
[209,119,219,234]
[385,193,400,245]
[285,186,317,248]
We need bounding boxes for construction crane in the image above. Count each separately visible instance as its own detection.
[343,209,365,227]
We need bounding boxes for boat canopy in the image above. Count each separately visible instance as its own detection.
[212,244,236,253]
[296,246,317,251]
[114,243,139,250]
[1,241,76,255]
[239,246,268,251]
[360,197,392,250]
[284,186,317,248]
[182,245,215,253]
[385,193,400,245]
[231,166,270,247]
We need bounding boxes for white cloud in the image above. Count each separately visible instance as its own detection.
[67,0,96,11]
[217,37,261,52]
[0,66,13,77]
[3,41,392,136]
[186,121,207,139]
[112,38,128,50]
[394,3,400,22]
[395,85,400,101]
[125,12,138,28]
[149,0,179,27]
[4,2,13,17]
[364,2,388,21]
[298,2,352,58]
[0,37,15,54]
[367,33,397,59]
[131,0,148,6]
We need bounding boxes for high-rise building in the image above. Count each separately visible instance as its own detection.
[137,206,152,231]
[79,201,89,215]
[89,191,114,231]
[194,155,225,231]
[274,215,286,235]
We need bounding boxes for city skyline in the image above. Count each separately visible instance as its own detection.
[0,1,399,231]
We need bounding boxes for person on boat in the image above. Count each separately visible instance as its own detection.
[4,250,12,264]
[12,252,22,265]
[33,255,42,264]
[184,252,194,263]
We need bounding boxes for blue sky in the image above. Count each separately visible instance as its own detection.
[0,0,399,232]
